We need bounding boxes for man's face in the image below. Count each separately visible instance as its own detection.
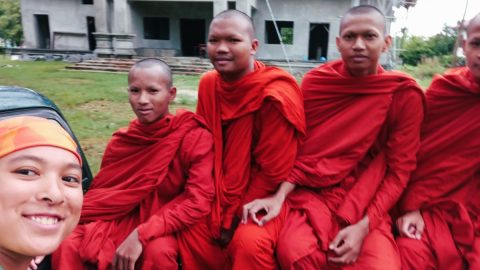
[207,16,258,82]
[336,13,391,77]
[464,20,480,84]
[128,67,176,124]
[0,146,83,258]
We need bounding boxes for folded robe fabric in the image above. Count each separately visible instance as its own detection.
[399,67,480,269]
[285,60,425,251]
[197,60,306,237]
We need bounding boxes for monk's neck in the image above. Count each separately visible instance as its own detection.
[0,251,32,270]
[347,69,377,78]
[344,64,379,78]
[220,61,256,83]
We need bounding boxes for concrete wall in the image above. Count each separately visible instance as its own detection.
[252,0,350,61]
[130,1,212,55]
[19,0,395,61]
[21,0,95,50]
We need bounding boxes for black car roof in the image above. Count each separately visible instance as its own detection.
[0,86,60,112]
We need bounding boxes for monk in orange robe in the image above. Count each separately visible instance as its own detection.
[178,9,306,270]
[51,58,215,270]
[395,13,480,270]
[262,5,424,269]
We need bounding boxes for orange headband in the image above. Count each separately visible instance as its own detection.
[0,116,82,165]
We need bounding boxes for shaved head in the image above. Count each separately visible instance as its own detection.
[212,9,255,39]
[467,13,480,36]
[340,5,386,35]
[129,58,173,88]
[463,13,480,83]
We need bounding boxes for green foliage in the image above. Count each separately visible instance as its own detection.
[399,25,457,66]
[399,36,434,65]
[0,0,23,46]
[281,27,293,44]
[399,57,447,88]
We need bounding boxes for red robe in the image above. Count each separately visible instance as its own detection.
[184,61,305,270]
[197,60,306,235]
[52,110,214,270]
[397,67,480,270]
[278,60,425,269]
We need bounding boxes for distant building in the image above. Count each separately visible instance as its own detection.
[19,0,415,61]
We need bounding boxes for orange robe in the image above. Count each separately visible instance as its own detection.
[396,67,480,270]
[277,60,425,270]
[52,111,214,270]
[184,61,305,270]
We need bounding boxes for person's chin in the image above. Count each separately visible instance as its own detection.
[21,234,64,256]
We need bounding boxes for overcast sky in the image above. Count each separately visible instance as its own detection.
[391,0,480,37]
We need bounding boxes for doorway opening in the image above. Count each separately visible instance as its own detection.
[308,23,329,61]
[87,16,96,51]
[35,14,50,49]
[180,19,206,56]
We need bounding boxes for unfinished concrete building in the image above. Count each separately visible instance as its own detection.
[20,0,415,61]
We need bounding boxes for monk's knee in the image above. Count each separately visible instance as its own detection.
[142,236,179,270]
[51,236,83,270]
[276,240,298,269]
[228,224,274,263]
[277,231,321,269]
[289,249,327,270]
[357,233,400,270]
[397,237,435,270]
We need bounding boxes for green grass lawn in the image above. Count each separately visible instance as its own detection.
[0,56,439,175]
[0,56,199,174]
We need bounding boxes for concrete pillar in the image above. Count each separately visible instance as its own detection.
[93,33,114,57]
[94,0,108,33]
[114,34,136,57]
[93,0,114,56]
[113,0,131,34]
[213,0,228,16]
[236,0,251,16]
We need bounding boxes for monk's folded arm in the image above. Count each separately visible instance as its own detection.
[137,128,215,245]
[242,101,299,205]
[366,90,424,229]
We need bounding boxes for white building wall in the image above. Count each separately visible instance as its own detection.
[21,0,95,50]
[19,0,395,60]
[252,0,350,61]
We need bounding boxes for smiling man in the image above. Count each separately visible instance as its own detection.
[51,58,215,270]
[395,13,480,270]
[181,9,305,270]
[267,5,425,269]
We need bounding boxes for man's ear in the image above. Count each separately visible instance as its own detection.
[382,35,392,53]
[251,39,259,56]
[169,87,177,102]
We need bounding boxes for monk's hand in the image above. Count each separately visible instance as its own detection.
[328,216,370,265]
[113,229,143,270]
[27,255,44,270]
[242,195,284,226]
[396,210,424,240]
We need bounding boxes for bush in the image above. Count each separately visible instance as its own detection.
[399,25,457,66]
[401,57,447,80]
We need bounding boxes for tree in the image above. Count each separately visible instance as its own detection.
[399,25,457,66]
[0,0,23,46]
[427,25,456,56]
[399,36,434,65]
